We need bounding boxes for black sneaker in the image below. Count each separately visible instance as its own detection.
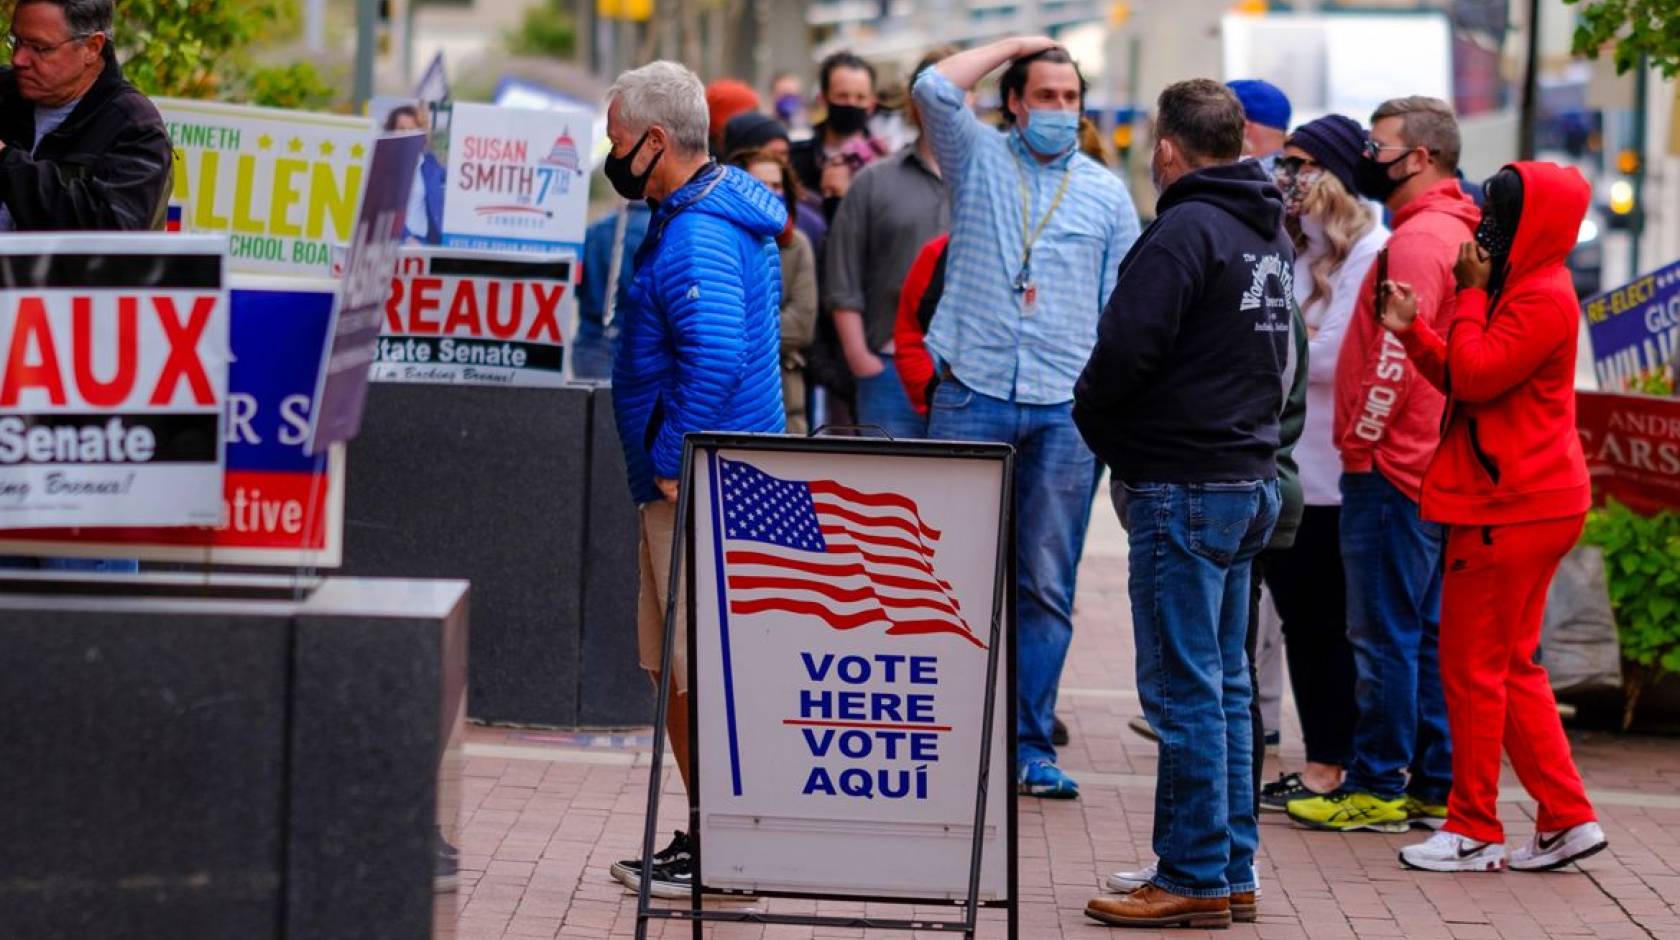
[1052,714,1071,747]
[611,830,689,890]
[644,854,694,899]
[1260,772,1317,813]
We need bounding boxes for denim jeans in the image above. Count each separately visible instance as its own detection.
[927,378,1094,766]
[1339,471,1451,802]
[1118,478,1278,899]
[855,355,927,440]
[571,322,613,381]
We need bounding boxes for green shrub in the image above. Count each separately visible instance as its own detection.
[1581,500,1680,728]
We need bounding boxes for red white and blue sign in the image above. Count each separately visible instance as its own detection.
[0,278,346,565]
[689,441,1013,903]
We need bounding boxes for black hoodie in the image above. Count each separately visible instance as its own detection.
[1073,160,1294,483]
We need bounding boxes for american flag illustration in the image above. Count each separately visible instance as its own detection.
[717,457,985,649]
[166,203,184,232]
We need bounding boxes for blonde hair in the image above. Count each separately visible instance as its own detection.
[1296,171,1375,312]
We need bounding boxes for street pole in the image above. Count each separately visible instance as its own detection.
[1517,0,1540,161]
[1630,56,1648,276]
[306,0,326,52]
[354,0,377,111]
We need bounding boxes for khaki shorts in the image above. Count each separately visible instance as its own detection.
[636,499,688,693]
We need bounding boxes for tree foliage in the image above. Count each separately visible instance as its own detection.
[1582,500,1680,728]
[0,0,337,107]
[506,0,578,60]
[1564,0,1680,78]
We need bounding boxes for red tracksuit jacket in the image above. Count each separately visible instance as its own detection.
[1395,161,1593,526]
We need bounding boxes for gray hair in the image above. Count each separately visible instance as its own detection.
[606,61,710,156]
[1371,96,1460,172]
[18,0,114,39]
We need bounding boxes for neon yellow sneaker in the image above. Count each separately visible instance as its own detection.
[1286,791,1409,833]
[1404,795,1449,831]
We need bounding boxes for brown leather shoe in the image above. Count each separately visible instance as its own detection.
[1231,890,1256,923]
[1086,884,1232,929]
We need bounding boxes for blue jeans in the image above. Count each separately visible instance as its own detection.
[1339,471,1451,802]
[571,322,613,381]
[927,378,1094,766]
[855,355,927,440]
[1119,478,1278,899]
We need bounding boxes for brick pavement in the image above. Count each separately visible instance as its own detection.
[443,500,1680,939]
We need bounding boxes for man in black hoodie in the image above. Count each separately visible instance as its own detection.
[1076,79,1291,930]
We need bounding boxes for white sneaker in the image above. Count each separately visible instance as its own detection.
[1399,831,1508,873]
[1103,861,1261,898]
[1510,822,1608,872]
[1104,862,1155,894]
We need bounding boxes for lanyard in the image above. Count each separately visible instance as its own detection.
[1014,152,1073,289]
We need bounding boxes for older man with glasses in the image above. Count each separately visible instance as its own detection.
[0,0,172,231]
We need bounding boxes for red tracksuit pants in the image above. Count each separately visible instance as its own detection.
[1439,515,1598,844]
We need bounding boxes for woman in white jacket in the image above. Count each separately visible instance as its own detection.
[1259,115,1390,811]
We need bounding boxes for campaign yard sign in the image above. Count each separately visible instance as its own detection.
[0,279,346,566]
[1583,259,1680,392]
[159,98,374,275]
[688,439,1013,903]
[309,132,426,453]
[0,235,229,529]
[441,102,591,254]
[373,247,577,386]
[1577,390,1680,515]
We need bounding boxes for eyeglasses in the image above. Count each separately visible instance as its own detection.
[1363,139,1412,159]
[5,32,92,57]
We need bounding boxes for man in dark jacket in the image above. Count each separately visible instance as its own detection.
[0,0,171,230]
[1074,79,1291,929]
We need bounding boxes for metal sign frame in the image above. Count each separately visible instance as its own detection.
[635,432,1019,938]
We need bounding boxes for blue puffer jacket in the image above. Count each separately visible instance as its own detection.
[613,164,788,505]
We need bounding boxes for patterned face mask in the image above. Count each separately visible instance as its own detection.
[1273,158,1324,218]
[1474,210,1514,258]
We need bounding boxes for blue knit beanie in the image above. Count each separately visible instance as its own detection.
[1226,79,1291,132]
[1286,114,1367,197]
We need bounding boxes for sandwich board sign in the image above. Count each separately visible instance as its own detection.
[636,434,1017,938]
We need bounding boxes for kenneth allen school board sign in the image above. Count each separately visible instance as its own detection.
[688,440,1013,902]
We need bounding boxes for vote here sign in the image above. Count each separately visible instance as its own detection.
[374,247,577,387]
[687,438,1014,903]
[0,235,230,529]
[159,98,373,276]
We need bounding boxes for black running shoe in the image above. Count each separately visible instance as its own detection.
[611,830,689,890]
[644,854,694,899]
[1260,772,1315,813]
[1052,714,1070,747]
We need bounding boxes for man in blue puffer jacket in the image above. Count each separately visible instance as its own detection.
[602,60,786,899]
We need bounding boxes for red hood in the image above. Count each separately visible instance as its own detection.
[1392,177,1483,234]
[1503,161,1591,284]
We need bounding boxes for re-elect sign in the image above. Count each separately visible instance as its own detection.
[690,442,1012,902]
[159,98,374,276]
[1584,259,1680,392]
[374,247,576,386]
[0,235,229,529]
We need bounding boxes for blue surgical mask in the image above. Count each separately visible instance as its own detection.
[1020,108,1079,157]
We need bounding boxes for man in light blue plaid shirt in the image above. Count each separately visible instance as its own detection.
[912,36,1140,800]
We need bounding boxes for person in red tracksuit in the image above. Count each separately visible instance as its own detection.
[1376,161,1607,874]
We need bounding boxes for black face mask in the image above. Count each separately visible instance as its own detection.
[825,103,870,136]
[1474,212,1513,258]
[1354,152,1417,204]
[604,130,663,201]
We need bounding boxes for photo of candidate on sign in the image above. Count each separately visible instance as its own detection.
[0,234,229,530]
[687,437,1014,904]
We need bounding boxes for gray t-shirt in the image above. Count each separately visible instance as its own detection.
[0,98,82,231]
